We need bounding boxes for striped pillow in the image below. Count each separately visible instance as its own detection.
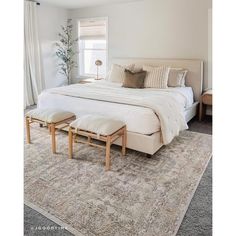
[108,64,135,83]
[143,65,170,89]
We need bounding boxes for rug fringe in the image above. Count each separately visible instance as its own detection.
[173,154,212,236]
[24,200,84,236]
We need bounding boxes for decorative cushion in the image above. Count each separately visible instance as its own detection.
[70,115,125,136]
[26,108,75,123]
[168,68,188,87]
[122,69,146,88]
[143,65,170,88]
[108,64,135,83]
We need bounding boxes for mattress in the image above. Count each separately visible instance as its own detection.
[38,82,194,135]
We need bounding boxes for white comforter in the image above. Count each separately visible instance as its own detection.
[43,81,188,144]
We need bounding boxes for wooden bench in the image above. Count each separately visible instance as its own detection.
[25,108,76,153]
[68,115,127,171]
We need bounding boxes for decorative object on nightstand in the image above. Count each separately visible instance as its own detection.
[95,59,103,80]
[199,89,212,121]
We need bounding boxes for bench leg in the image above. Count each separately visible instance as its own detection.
[26,117,31,144]
[199,102,203,121]
[88,136,91,143]
[48,125,51,134]
[68,128,73,159]
[199,99,207,122]
[51,124,56,154]
[105,136,111,171]
[122,126,126,156]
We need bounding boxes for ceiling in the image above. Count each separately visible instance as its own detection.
[38,0,142,9]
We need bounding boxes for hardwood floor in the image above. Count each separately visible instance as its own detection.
[188,116,212,135]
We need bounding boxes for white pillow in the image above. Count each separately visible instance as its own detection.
[108,64,135,83]
[168,68,187,87]
[143,65,170,89]
[104,70,111,81]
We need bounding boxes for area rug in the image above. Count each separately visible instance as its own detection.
[24,124,212,236]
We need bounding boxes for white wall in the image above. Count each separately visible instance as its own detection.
[69,0,212,88]
[37,4,68,88]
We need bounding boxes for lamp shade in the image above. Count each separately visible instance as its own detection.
[95,60,102,66]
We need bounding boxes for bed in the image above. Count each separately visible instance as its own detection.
[38,58,203,155]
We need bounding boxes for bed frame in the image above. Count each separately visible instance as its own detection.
[111,58,203,155]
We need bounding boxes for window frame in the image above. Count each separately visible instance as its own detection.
[77,17,108,78]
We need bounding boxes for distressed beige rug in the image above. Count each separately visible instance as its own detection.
[24,124,212,236]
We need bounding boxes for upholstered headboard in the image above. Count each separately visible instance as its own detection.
[110,58,203,102]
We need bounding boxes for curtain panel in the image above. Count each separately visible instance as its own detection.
[24,1,43,107]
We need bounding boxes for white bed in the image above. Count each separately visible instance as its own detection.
[38,58,203,155]
[39,81,194,135]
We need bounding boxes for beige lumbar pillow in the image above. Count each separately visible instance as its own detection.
[143,65,170,89]
[108,64,135,83]
[122,69,147,88]
[168,68,188,87]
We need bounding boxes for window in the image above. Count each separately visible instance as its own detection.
[78,18,107,78]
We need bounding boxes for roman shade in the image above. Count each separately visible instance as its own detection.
[79,19,106,40]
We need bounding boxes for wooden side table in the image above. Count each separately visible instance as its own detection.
[199,89,212,121]
[79,78,103,84]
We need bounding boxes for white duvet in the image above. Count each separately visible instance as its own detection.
[38,81,189,145]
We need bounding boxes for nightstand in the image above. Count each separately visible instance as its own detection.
[78,78,103,84]
[199,89,212,121]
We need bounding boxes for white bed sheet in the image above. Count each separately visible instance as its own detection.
[38,82,194,135]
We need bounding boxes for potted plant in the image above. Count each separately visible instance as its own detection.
[55,19,78,85]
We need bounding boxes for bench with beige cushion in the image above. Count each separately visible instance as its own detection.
[25,108,76,153]
[69,115,127,171]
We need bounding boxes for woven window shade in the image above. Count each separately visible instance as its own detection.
[79,19,106,40]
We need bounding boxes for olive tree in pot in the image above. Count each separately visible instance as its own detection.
[55,19,78,85]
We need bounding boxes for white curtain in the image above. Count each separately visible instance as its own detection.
[24,1,43,108]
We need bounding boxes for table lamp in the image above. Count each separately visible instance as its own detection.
[95,59,103,80]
